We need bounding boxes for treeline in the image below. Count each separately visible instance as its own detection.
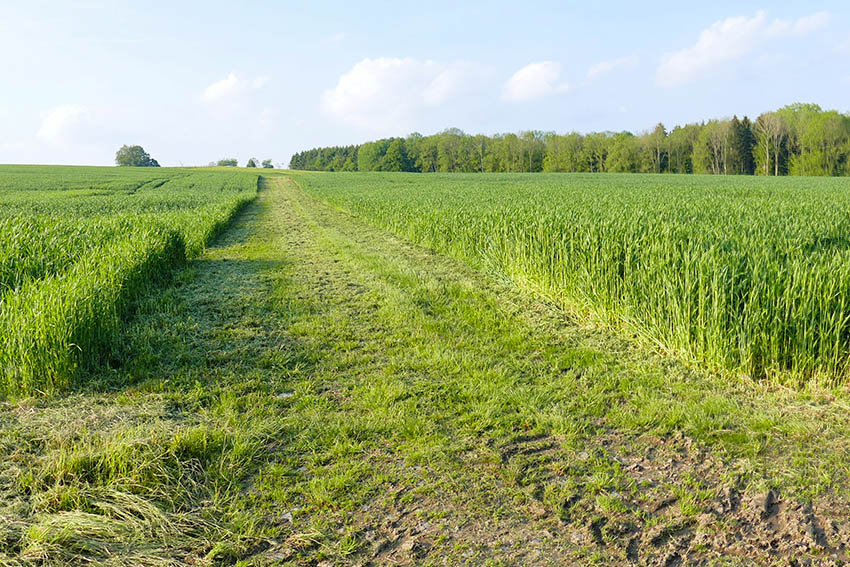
[290,103,850,176]
[209,158,275,168]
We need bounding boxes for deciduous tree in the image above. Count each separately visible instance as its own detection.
[115,145,160,167]
[755,113,787,176]
[382,138,411,172]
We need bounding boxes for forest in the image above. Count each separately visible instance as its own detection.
[289,103,850,176]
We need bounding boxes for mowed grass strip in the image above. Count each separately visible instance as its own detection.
[291,171,850,386]
[3,177,848,565]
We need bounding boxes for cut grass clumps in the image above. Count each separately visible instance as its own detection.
[292,172,850,386]
[5,402,273,565]
[0,167,260,396]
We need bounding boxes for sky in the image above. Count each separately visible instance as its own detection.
[1,0,848,167]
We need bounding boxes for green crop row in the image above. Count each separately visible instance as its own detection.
[0,167,259,395]
[293,172,850,386]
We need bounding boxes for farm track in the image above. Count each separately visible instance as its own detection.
[255,177,850,565]
[2,176,849,566]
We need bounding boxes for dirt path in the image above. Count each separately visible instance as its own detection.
[257,177,850,566]
[2,176,848,566]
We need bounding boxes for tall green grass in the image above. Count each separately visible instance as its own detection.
[0,167,259,395]
[293,172,850,385]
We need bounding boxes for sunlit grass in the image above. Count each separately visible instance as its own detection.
[294,171,850,386]
[0,167,259,395]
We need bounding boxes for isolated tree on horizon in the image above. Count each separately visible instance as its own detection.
[262,159,274,168]
[216,158,238,167]
[115,145,160,167]
[246,158,258,168]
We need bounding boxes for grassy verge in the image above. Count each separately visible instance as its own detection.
[1,176,848,566]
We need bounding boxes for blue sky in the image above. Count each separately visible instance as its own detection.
[1,0,848,166]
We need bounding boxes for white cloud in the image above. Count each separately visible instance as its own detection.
[321,57,487,131]
[322,32,348,45]
[1,141,27,152]
[37,104,91,145]
[203,73,240,101]
[502,61,571,103]
[657,10,829,87]
[423,62,483,106]
[202,72,268,102]
[586,55,639,81]
[257,107,277,130]
[34,105,136,159]
[769,11,830,36]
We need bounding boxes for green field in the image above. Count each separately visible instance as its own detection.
[293,172,850,385]
[0,166,259,394]
[2,168,850,566]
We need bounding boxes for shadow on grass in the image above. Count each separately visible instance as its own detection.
[76,192,315,397]
[0,186,320,566]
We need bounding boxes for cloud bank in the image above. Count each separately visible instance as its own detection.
[657,10,829,87]
[203,73,269,102]
[321,57,487,131]
[38,104,93,145]
[502,61,571,103]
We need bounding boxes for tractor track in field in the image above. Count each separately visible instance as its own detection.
[251,177,850,566]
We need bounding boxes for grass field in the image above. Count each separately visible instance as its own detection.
[0,166,259,395]
[292,172,850,386]
[1,169,849,566]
